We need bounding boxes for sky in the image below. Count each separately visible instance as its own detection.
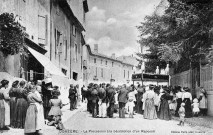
[85,0,162,57]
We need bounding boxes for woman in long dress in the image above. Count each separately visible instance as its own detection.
[0,80,10,130]
[136,85,144,114]
[159,88,173,120]
[24,84,43,135]
[15,81,28,128]
[0,85,5,130]
[182,87,192,118]
[0,79,10,130]
[175,87,183,117]
[198,88,207,116]
[143,85,157,120]
[9,80,19,128]
[154,86,160,117]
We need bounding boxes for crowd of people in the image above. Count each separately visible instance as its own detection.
[82,83,208,126]
[0,78,208,134]
[0,79,66,134]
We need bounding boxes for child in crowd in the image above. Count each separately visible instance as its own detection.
[127,99,135,118]
[178,103,185,126]
[114,90,119,113]
[169,91,177,116]
[192,98,200,117]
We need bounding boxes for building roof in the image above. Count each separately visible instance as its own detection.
[85,44,135,67]
[58,0,85,31]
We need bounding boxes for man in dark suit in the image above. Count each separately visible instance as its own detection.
[118,84,128,118]
[91,84,99,118]
[86,83,93,113]
[98,83,107,118]
[68,84,77,110]
[106,84,115,118]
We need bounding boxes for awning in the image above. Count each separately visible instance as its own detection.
[27,46,66,77]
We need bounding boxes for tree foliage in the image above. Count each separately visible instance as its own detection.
[137,0,213,73]
[0,13,25,56]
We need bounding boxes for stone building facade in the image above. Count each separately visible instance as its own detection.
[0,0,89,86]
[83,44,136,86]
[0,0,50,81]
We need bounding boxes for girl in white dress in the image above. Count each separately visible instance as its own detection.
[192,98,199,117]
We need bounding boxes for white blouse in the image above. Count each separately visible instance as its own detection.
[182,92,192,101]
[176,92,183,99]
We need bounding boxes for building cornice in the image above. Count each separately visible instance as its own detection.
[85,44,134,67]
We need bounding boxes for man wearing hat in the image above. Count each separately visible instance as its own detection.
[42,81,52,119]
[68,84,77,111]
[98,83,107,118]
[106,84,116,118]
[91,84,99,118]
[118,84,128,118]
[86,83,93,113]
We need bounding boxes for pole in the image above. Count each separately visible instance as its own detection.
[199,47,201,87]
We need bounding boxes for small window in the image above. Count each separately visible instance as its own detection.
[112,62,114,67]
[101,68,103,77]
[73,72,78,80]
[124,70,125,78]
[101,59,103,64]
[72,25,76,36]
[94,58,96,63]
[62,68,67,75]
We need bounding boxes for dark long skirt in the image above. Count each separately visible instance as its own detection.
[0,100,5,129]
[175,98,182,117]
[136,101,143,114]
[24,104,37,133]
[43,96,50,119]
[15,98,29,128]
[87,100,92,113]
[108,103,114,118]
[144,99,157,120]
[92,102,98,118]
[183,98,192,118]
[10,97,16,127]
[119,102,126,118]
[159,99,171,120]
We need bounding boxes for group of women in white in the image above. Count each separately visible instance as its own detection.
[138,85,208,120]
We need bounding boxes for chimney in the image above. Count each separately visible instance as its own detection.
[111,53,115,59]
[94,44,98,53]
